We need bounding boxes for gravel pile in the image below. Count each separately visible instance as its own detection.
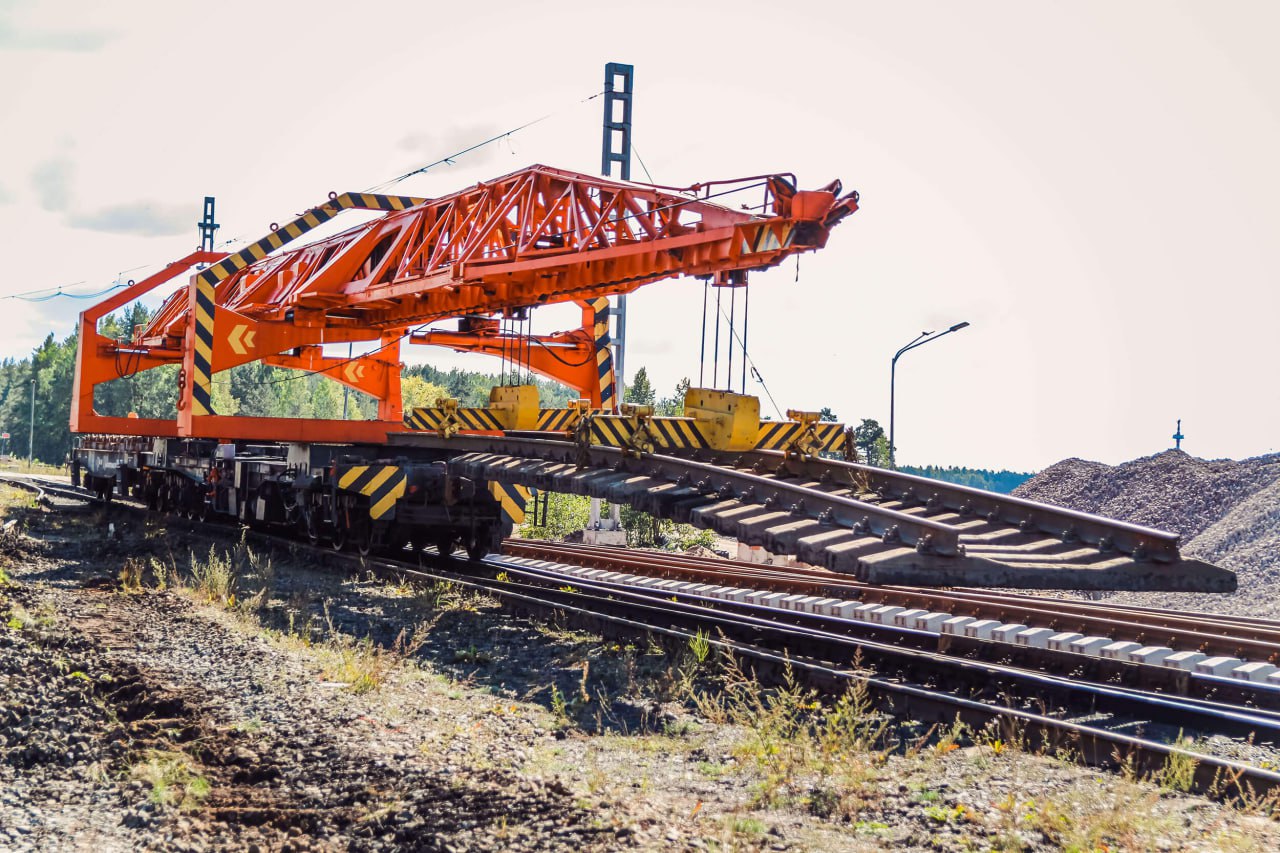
[1014,450,1280,541]
[1013,449,1280,616]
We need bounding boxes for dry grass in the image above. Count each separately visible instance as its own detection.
[691,654,889,816]
[166,547,430,695]
[129,749,211,810]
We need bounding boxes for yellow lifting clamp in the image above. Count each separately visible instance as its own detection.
[435,397,462,438]
[536,398,597,432]
[619,403,657,455]
[488,384,539,431]
[783,408,824,457]
[682,388,761,451]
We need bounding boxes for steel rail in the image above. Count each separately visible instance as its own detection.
[388,432,1234,591]
[7,480,1277,799]
[494,555,1280,726]
[339,551,1280,799]
[431,438,962,552]
[733,449,1182,562]
[506,540,1280,662]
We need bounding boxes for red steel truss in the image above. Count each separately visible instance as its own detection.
[74,164,858,441]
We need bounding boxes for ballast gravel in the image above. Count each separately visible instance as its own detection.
[1014,449,1280,617]
[3,490,1280,851]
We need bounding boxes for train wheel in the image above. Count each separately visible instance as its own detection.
[354,519,375,557]
[435,536,454,557]
[466,537,487,561]
[304,508,320,546]
[330,520,348,551]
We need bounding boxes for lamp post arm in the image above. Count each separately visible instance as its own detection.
[888,321,970,470]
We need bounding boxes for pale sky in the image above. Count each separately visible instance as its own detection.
[1,0,1276,471]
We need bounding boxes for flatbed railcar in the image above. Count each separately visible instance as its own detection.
[71,436,508,559]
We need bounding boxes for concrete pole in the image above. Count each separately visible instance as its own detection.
[28,378,35,469]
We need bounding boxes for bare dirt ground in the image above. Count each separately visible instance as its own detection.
[3,492,1280,851]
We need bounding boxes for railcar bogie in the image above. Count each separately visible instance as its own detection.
[71,436,508,558]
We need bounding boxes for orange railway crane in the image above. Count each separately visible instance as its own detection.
[67,164,1235,591]
[72,165,857,442]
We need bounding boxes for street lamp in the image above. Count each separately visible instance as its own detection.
[889,321,970,469]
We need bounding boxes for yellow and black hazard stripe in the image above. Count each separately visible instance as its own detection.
[812,423,847,452]
[738,222,795,256]
[336,464,408,521]
[488,481,531,527]
[196,192,425,289]
[190,278,217,416]
[535,408,584,432]
[188,191,423,415]
[455,408,504,431]
[588,415,709,451]
[405,407,448,432]
[588,415,636,447]
[589,297,617,411]
[754,420,803,451]
[646,417,710,450]
[404,406,503,434]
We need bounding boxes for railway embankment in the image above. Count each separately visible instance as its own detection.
[2,487,1279,850]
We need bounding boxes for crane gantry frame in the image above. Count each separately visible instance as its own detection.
[72,164,859,444]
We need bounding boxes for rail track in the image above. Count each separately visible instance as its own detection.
[3,473,1277,802]
[393,432,1235,592]
[505,540,1280,671]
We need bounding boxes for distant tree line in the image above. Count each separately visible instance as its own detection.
[1,306,581,465]
[1,322,1038,497]
[895,465,1032,494]
[812,413,1034,494]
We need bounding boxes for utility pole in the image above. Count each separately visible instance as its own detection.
[197,197,219,252]
[28,377,35,470]
[586,61,635,547]
[602,61,634,402]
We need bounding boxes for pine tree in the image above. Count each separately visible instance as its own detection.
[624,366,655,406]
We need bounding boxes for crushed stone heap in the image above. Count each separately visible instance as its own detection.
[1014,449,1280,616]
[1014,449,1280,541]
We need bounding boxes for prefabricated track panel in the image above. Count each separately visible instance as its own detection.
[387,432,1236,592]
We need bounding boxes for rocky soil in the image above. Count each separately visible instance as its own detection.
[1014,450,1280,617]
[2,491,1280,851]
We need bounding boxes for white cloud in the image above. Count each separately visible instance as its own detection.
[0,16,114,52]
[397,123,502,172]
[30,157,73,212]
[67,201,194,237]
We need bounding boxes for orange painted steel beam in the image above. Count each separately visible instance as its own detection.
[408,300,607,405]
[77,165,858,441]
[71,250,225,436]
[139,166,856,340]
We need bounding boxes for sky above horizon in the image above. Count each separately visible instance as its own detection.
[0,0,1276,471]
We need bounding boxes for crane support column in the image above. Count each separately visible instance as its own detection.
[602,62,634,404]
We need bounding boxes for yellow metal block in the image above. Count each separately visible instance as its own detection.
[488,384,539,431]
[785,409,821,426]
[682,388,761,451]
